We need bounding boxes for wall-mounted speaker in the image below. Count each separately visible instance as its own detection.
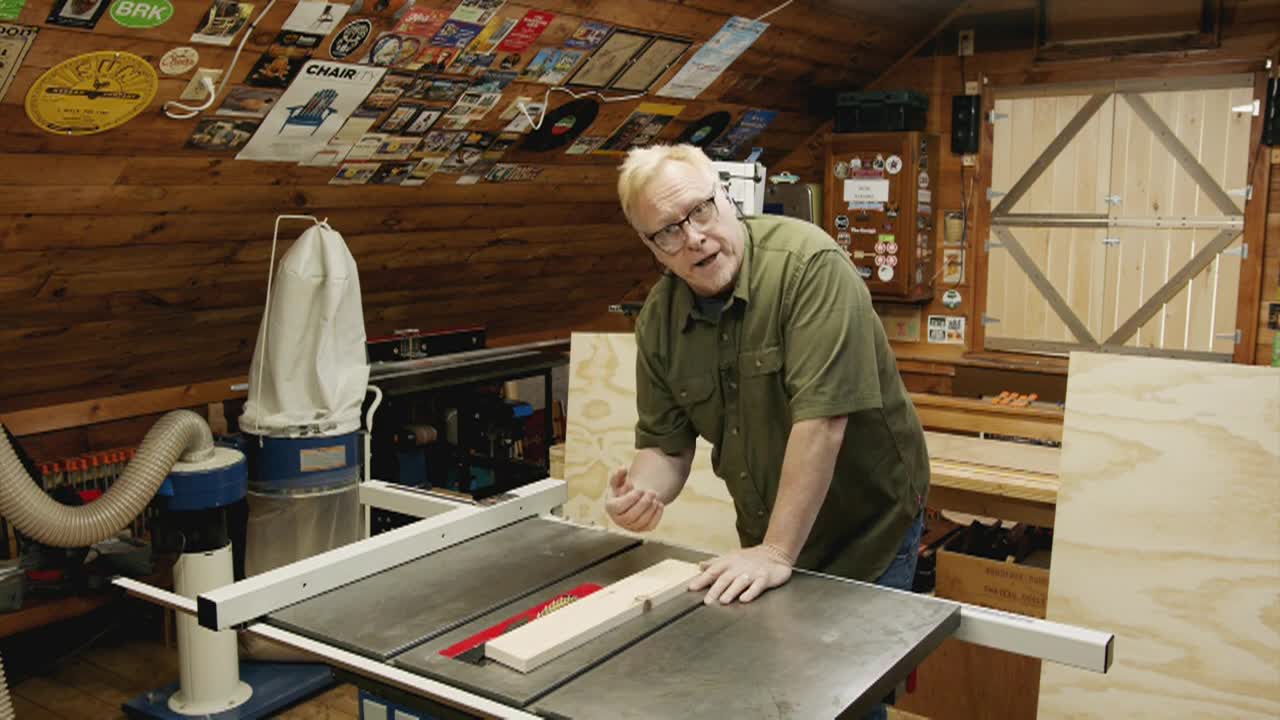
[951,94,981,155]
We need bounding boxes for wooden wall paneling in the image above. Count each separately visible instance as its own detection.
[1113,92,1148,349]
[0,0,1012,414]
[1041,96,1077,342]
[1259,158,1279,364]
[1185,88,1231,351]
[1210,85,1253,354]
[1161,91,1206,349]
[1136,91,1176,349]
[985,97,1012,341]
[1236,69,1275,364]
[563,333,740,557]
[1038,351,1280,718]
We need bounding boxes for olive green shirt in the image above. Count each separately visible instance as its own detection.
[634,214,930,582]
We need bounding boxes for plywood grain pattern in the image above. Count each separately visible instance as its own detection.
[1038,352,1280,718]
[564,332,740,556]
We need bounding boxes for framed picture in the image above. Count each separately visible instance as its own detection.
[404,107,443,135]
[608,36,690,93]
[377,103,421,133]
[565,29,651,89]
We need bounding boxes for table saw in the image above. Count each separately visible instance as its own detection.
[117,479,1113,719]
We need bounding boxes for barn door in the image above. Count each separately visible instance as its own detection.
[984,76,1254,360]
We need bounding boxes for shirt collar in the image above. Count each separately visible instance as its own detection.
[676,219,753,331]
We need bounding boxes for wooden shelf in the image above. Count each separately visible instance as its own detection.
[0,592,113,639]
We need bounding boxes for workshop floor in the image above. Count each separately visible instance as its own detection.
[0,598,927,719]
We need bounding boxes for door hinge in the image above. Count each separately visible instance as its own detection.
[1222,243,1248,259]
[1214,329,1242,344]
[986,188,1006,201]
[985,236,1004,252]
[1102,236,1121,246]
[1227,185,1253,201]
[1231,99,1260,117]
[1104,195,1122,206]
[982,314,1001,325]
[987,110,1008,123]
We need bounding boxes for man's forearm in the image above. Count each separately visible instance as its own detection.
[629,446,694,504]
[762,416,849,562]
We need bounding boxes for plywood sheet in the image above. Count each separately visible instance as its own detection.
[1039,352,1280,718]
[564,332,740,556]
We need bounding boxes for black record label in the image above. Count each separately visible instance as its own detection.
[675,111,730,147]
[521,97,599,152]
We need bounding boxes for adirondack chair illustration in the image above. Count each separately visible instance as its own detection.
[280,89,339,134]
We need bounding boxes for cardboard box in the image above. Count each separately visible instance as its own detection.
[936,546,1049,619]
[896,531,1049,720]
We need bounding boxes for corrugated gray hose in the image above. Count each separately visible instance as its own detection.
[0,410,214,548]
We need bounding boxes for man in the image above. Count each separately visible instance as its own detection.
[609,143,930,609]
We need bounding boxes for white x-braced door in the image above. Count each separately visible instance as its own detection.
[984,75,1254,361]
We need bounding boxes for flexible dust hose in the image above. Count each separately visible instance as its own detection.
[0,410,214,549]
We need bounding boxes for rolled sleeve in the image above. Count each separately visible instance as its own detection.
[782,250,882,422]
[634,318,697,454]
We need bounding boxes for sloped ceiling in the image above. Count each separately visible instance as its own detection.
[0,0,963,411]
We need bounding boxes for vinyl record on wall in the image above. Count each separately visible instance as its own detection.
[521,97,600,152]
[674,110,730,148]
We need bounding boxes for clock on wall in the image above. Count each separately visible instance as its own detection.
[25,50,158,135]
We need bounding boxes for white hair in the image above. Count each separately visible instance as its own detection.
[616,144,717,225]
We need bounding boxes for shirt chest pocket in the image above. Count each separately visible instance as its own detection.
[741,345,783,378]
[672,372,721,443]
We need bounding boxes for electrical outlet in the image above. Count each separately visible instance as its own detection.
[965,80,980,95]
[962,154,977,167]
[179,68,222,102]
[958,29,975,57]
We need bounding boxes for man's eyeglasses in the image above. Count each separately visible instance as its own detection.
[643,190,720,255]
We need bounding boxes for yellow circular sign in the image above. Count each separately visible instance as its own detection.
[25,51,158,135]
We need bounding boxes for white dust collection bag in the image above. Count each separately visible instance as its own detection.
[239,220,369,437]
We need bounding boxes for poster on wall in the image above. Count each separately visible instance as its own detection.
[594,102,683,155]
[941,248,965,284]
[0,23,37,103]
[190,0,254,46]
[236,59,384,162]
[926,315,966,345]
[281,0,348,35]
[47,0,110,29]
[0,1,26,22]
[656,16,767,100]
[876,304,921,343]
[706,108,775,160]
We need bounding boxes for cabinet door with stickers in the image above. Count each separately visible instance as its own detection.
[823,132,938,303]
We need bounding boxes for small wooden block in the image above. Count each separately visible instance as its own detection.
[485,558,701,673]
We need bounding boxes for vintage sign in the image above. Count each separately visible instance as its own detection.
[25,50,158,135]
[0,22,36,102]
[109,0,173,28]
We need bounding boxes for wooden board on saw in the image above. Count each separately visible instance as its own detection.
[1038,352,1280,718]
[485,559,701,673]
[564,332,740,556]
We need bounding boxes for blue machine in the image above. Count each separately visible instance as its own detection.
[123,445,335,720]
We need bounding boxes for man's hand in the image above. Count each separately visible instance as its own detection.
[689,544,793,605]
[604,467,664,532]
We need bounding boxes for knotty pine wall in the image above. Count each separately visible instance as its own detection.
[778,0,1279,396]
[0,0,964,419]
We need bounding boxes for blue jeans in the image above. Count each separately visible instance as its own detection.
[863,512,925,720]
